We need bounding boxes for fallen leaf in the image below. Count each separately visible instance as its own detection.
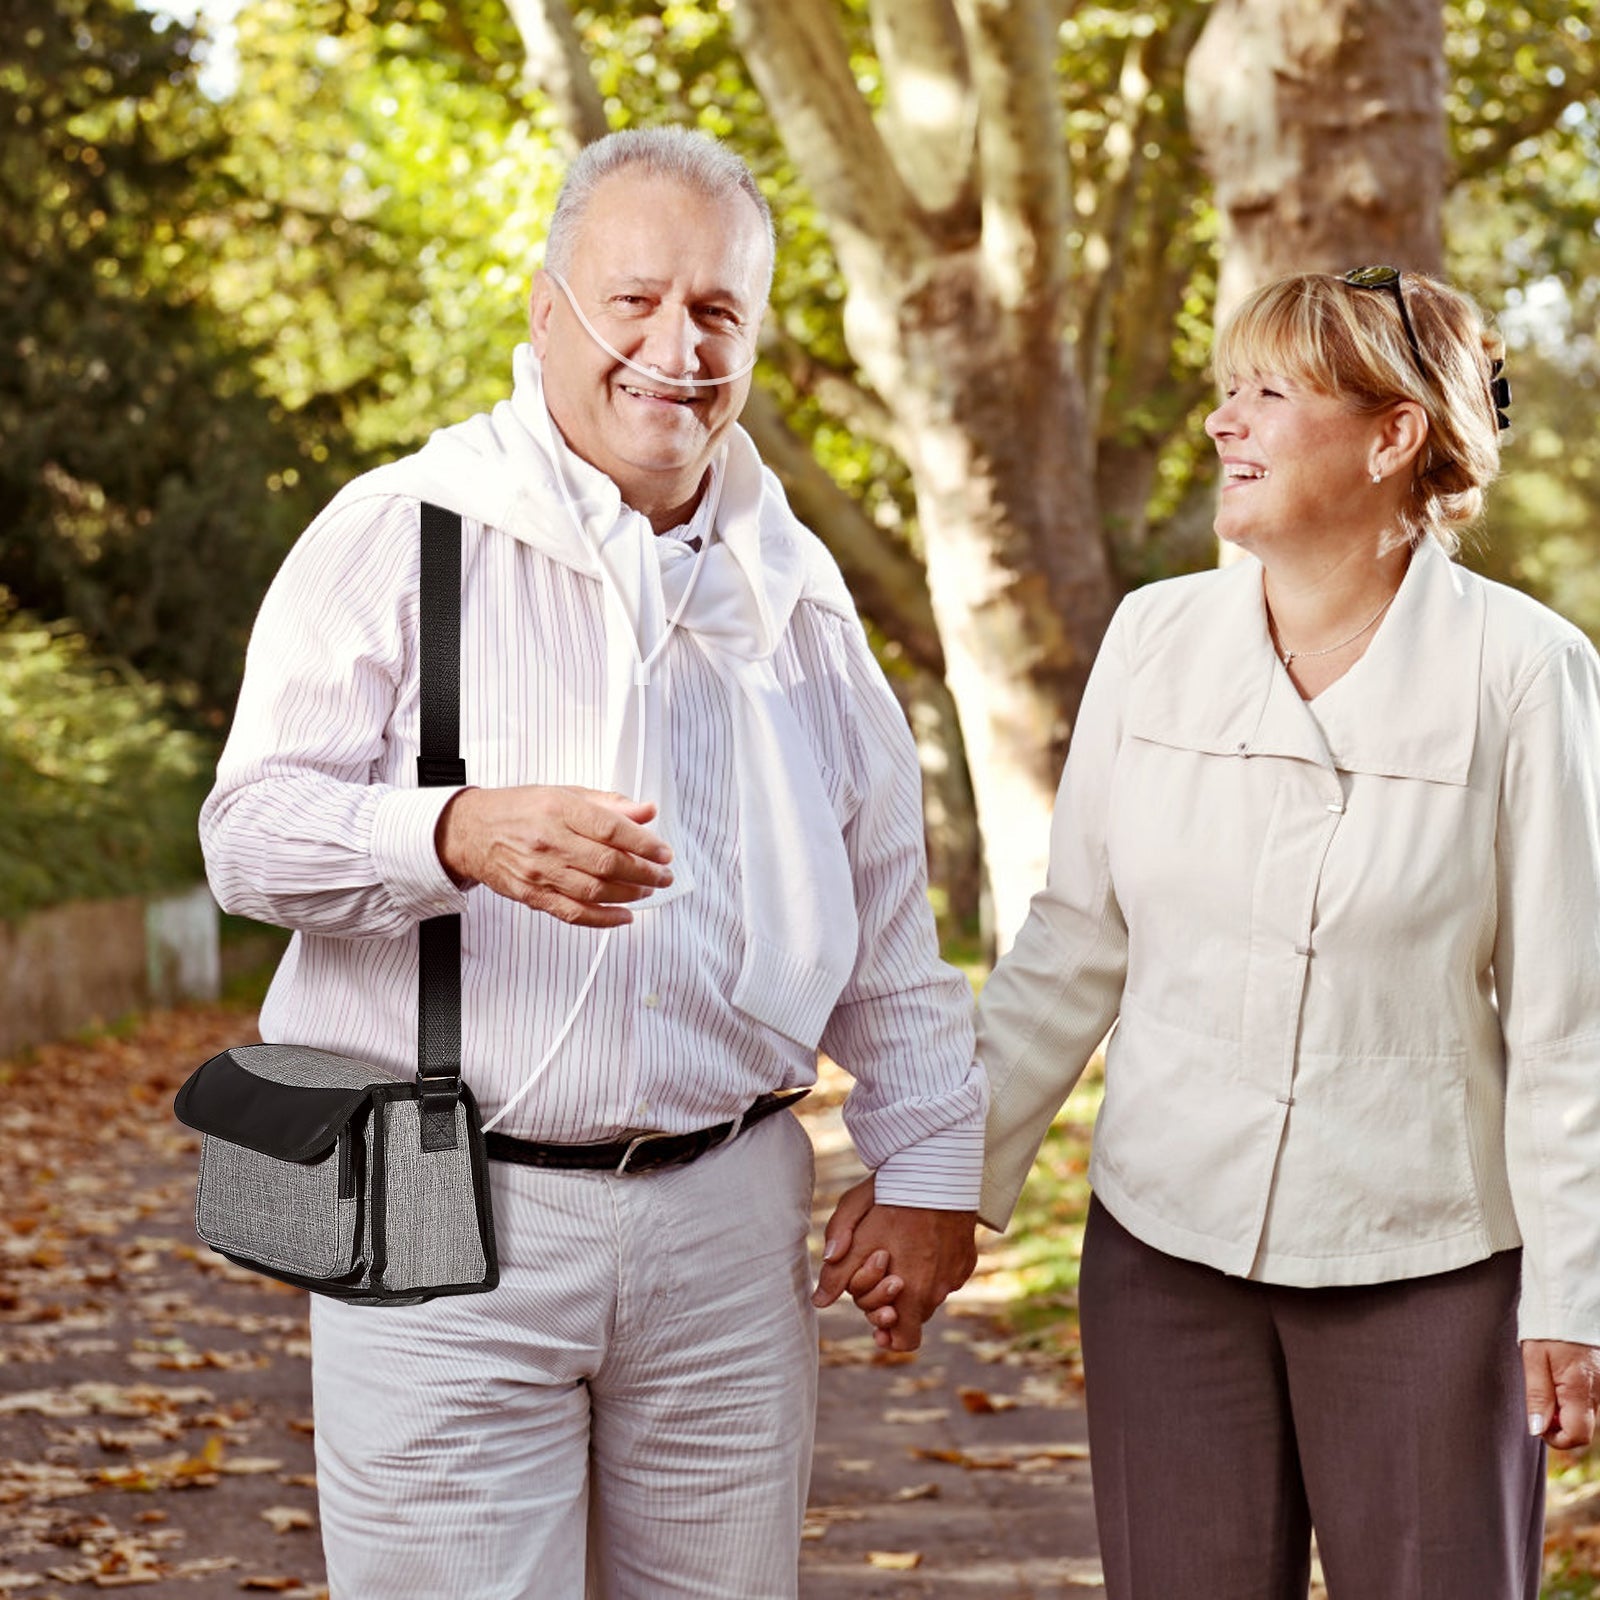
[801,1505,865,1529]
[956,1386,1019,1414]
[0,1388,91,1418]
[865,1550,922,1570]
[261,1507,316,1534]
[890,1482,940,1502]
[880,1407,948,1425]
[171,1558,240,1577]
[908,1442,1088,1470]
[887,1373,946,1396]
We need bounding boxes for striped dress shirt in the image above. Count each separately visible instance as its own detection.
[201,491,985,1207]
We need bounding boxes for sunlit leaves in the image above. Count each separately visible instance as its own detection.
[0,604,207,918]
[1442,2,1600,642]
[0,0,342,719]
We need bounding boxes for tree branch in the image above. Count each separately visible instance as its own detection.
[868,0,978,219]
[759,328,904,453]
[500,0,608,147]
[729,0,927,276]
[739,385,944,675]
[953,0,1067,309]
[1075,7,1206,427]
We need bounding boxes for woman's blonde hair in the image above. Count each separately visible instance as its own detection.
[1212,271,1506,555]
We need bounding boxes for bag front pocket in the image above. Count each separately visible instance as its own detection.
[196,1125,366,1279]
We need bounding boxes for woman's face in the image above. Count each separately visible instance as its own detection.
[1204,371,1388,558]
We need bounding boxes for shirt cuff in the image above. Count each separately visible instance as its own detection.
[873,1120,984,1210]
[370,785,473,922]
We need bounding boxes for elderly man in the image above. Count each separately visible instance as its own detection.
[201,127,981,1598]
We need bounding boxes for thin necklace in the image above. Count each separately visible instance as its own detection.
[1273,594,1395,668]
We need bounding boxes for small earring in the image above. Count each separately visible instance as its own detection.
[1371,471,1383,484]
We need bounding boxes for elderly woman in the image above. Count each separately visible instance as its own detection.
[971,270,1600,1597]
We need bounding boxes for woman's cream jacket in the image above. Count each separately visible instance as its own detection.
[976,537,1600,1343]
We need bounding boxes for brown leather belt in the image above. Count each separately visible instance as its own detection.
[484,1087,810,1175]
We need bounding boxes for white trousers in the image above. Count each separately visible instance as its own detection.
[309,1110,818,1600]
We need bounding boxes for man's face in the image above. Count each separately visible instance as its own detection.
[529,171,769,525]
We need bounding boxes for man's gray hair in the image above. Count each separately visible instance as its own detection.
[544,127,776,298]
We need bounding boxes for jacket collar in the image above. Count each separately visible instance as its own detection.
[1129,538,1484,784]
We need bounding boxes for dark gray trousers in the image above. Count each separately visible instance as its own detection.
[1080,1196,1544,1600]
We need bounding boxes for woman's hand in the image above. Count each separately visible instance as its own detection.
[1522,1339,1600,1448]
[815,1177,904,1346]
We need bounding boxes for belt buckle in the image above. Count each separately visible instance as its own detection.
[616,1129,679,1176]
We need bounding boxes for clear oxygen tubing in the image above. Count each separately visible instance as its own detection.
[545,270,759,388]
[478,376,719,1135]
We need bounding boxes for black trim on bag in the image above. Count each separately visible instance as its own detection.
[368,1096,390,1289]
[175,1049,381,1163]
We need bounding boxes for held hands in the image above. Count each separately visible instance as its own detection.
[435,785,673,927]
[1523,1339,1600,1450]
[814,1176,978,1353]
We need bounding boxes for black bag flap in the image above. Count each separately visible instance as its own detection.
[174,1049,379,1163]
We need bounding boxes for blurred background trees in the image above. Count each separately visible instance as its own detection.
[5,0,1599,941]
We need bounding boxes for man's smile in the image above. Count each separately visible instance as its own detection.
[618,381,699,406]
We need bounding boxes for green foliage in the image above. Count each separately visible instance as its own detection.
[1444,3,1600,642]
[1455,297,1600,644]
[1543,1569,1600,1600]
[0,603,209,921]
[206,0,557,453]
[0,0,346,722]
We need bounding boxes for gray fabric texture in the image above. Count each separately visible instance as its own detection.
[197,1136,360,1277]
[380,1098,487,1291]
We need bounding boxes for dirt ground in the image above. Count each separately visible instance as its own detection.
[0,1005,1102,1599]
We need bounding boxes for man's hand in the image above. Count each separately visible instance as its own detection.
[814,1176,978,1353]
[1523,1339,1600,1449]
[436,785,673,926]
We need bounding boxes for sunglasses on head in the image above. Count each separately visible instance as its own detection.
[1341,266,1511,431]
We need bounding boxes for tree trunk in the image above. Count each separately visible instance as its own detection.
[1185,0,1447,320]
[1185,0,1448,569]
[896,666,984,936]
[730,0,1120,947]
[858,259,1113,947]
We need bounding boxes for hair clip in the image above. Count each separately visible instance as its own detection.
[1490,357,1512,432]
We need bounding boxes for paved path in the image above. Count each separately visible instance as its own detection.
[0,1008,1103,1598]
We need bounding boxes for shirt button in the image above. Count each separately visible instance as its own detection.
[642,992,661,1010]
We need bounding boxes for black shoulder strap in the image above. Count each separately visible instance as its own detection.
[416,501,466,1151]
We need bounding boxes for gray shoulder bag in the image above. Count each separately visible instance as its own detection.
[173,502,499,1305]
